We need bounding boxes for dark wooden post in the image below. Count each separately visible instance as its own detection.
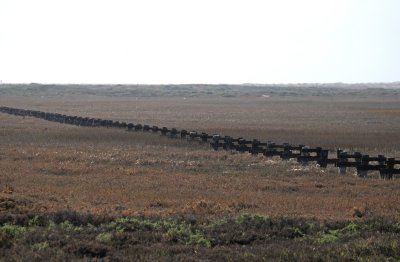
[299,146,310,165]
[169,128,178,138]
[281,143,291,160]
[211,134,221,150]
[337,150,348,175]
[318,149,329,168]
[250,139,260,155]
[378,154,386,179]
[223,136,233,150]
[160,127,168,136]
[180,129,188,139]
[189,131,197,141]
[143,125,151,132]
[200,133,209,143]
[357,154,368,178]
[264,142,275,158]
[383,158,395,180]
[355,152,365,177]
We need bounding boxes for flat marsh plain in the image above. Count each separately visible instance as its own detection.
[0,84,400,261]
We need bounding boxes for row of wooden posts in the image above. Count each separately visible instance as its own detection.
[1,106,399,180]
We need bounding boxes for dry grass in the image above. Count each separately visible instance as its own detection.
[1,89,400,260]
[1,107,399,221]
[2,95,400,153]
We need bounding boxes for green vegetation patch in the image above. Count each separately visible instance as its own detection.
[0,212,399,261]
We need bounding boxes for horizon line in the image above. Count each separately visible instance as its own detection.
[1,81,400,86]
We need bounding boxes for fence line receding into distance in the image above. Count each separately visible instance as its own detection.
[1,106,399,180]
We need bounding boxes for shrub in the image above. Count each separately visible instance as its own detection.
[32,241,49,251]
[0,224,27,247]
[95,233,113,243]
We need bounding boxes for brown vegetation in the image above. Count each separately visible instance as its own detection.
[0,86,400,260]
[0,98,399,221]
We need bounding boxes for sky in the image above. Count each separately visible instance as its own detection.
[0,0,399,84]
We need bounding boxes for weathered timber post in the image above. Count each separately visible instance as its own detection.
[337,150,348,175]
[120,122,127,129]
[77,117,84,126]
[378,154,386,179]
[237,138,245,153]
[211,134,221,150]
[189,131,198,141]
[160,127,169,136]
[318,149,329,168]
[94,119,102,127]
[382,158,395,180]
[250,139,260,155]
[143,125,151,132]
[223,136,234,151]
[357,155,369,178]
[299,146,310,165]
[354,152,364,177]
[169,128,178,138]
[280,143,291,160]
[264,142,275,158]
[199,133,209,143]
[180,129,188,139]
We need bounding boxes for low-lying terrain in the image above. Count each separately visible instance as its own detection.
[0,84,399,260]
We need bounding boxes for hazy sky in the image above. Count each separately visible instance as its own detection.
[0,0,399,84]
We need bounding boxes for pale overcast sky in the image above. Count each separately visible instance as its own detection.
[0,0,399,84]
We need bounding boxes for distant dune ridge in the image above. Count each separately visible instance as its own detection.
[1,83,400,98]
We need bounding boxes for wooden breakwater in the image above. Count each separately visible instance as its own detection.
[1,106,399,179]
